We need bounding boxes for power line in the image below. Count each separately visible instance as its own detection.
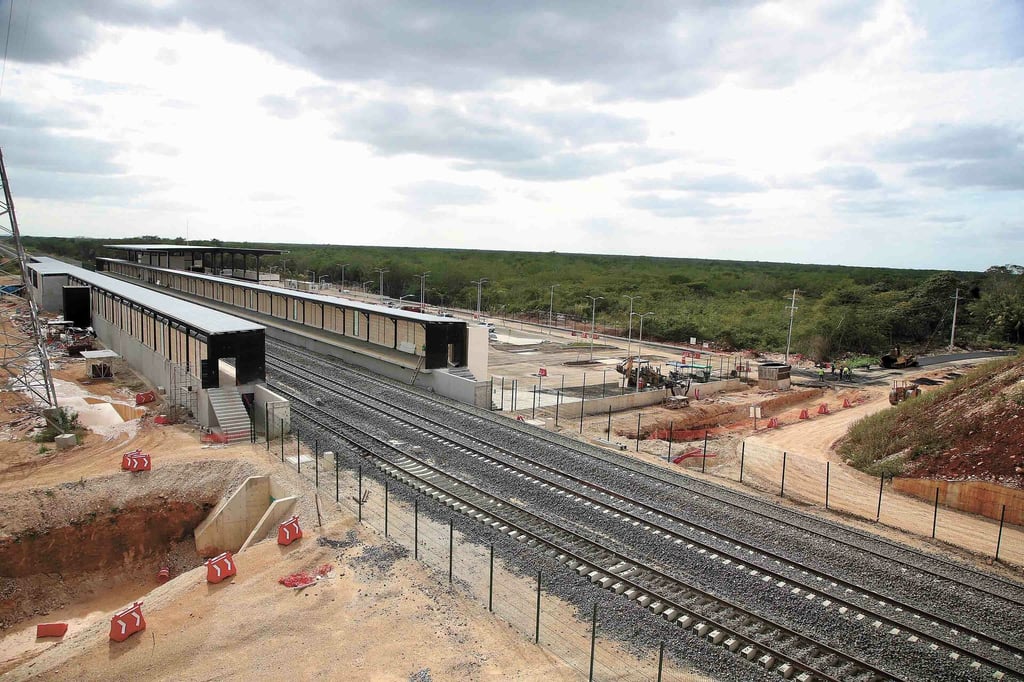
[0,0,15,100]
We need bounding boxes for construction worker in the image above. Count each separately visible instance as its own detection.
[817,367,825,382]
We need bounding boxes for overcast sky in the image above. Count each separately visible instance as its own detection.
[1,1,1021,271]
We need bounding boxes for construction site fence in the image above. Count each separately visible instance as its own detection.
[278,412,717,682]
[701,439,1022,566]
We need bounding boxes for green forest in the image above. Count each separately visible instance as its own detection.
[22,236,1024,360]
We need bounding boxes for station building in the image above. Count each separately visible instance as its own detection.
[26,257,286,442]
[96,257,490,407]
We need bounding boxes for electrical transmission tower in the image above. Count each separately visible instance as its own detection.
[0,148,57,408]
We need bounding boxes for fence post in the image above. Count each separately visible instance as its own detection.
[297,427,300,459]
[589,602,598,682]
[384,479,389,537]
[607,406,612,440]
[314,440,319,488]
[555,389,561,426]
[357,465,362,521]
[825,461,830,510]
[780,451,787,497]
[490,376,494,409]
[280,418,284,462]
[265,403,269,450]
[414,497,419,560]
[296,428,301,474]
[500,376,505,411]
[657,640,665,682]
[701,431,708,474]
[703,430,708,455]
[579,373,586,434]
[932,487,939,538]
[996,504,1006,561]
[512,379,517,412]
[667,421,673,461]
[876,474,884,521]
[488,544,494,612]
[532,384,537,419]
[535,570,542,644]
[334,453,339,502]
[449,518,454,584]
[740,441,745,483]
[636,413,642,452]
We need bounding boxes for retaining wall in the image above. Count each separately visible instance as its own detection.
[893,478,1024,525]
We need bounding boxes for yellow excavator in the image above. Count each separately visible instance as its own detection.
[880,345,918,369]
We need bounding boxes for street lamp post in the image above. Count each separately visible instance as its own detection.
[319,275,330,290]
[362,280,373,294]
[585,295,604,361]
[339,263,350,288]
[471,279,488,318]
[548,283,560,334]
[634,312,654,393]
[623,294,641,359]
[418,272,430,307]
[375,268,389,304]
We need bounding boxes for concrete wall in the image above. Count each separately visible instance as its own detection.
[37,274,68,312]
[194,475,296,554]
[430,369,491,408]
[91,315,171,394]
[532,378,744,420]
[466,324,489,379]
[255,384,290,438]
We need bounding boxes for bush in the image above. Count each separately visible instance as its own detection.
[34,407,81,443]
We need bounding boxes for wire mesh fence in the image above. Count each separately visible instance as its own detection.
[278,413,718,681]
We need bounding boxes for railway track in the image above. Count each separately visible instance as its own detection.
[266,343,1024,680]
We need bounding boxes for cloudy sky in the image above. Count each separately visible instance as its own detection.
[1,1,1021,271]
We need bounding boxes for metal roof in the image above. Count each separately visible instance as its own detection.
[31,257,264,335]
[105,244,284,255]
[97,257,464,325]
[27,258,75,275]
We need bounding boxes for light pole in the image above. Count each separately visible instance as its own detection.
[399,294,415,305]
[307,270,316,287]
[375,268,389,304]
[548,283,560,334]
[623,294,641,359]
[585,295,604,361]
[362,280,373,294]
[418,272,430,307]
[319,275,330,290]
[634,312,654,393]
[339,263,350,288]
[471,278,488,318]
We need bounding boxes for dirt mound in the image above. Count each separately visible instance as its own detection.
[839,355,1024,486]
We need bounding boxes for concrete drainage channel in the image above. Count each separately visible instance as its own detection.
[0,463,295,646]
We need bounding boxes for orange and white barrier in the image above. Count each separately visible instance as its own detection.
[156,566,170,583]
[842,398,852,408]
[205,552,236,584]
[121,451,151,472]
[798,409,809,419]
[277,515,302,546]
[767,417,779,429]
[817,403,830,415]
[109,602,146,642]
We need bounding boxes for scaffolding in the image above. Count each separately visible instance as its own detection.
[0,148,57,408]
[166,360,198,421]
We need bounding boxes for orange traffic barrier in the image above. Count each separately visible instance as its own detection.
[156,566,170,583]
[767,417,779,429]
[135,391,156,405]
[205,552,236,584]
[121,452,151,472]
[154,415,171,425]
[817,403,830,415]
[798,409,809,419]
[36,623,68,638]
[843,398,852,408]
[109,602,146,642]
[277,515,302,546]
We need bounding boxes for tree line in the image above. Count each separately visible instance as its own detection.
[22,236,1023,359]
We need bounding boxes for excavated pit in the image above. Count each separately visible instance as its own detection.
[0,461,255,630]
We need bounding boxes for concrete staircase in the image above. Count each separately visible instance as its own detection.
[448,366,477,381]
[207,387,251,443]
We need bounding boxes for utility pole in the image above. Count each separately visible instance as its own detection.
[339,263,350,288]
[375,268,389,304]
[585,295,604,361]
[472,279,488,318]
[623,294,641,359]
[418,272,430,308]
[635,312,654,393]
[949,288,960,350]
[548,283,560,334]
[784,289,798,365]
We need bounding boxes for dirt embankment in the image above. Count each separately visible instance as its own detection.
[839,355,1024,487]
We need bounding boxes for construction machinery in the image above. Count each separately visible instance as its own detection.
[617,357,687,391]
[889,380,921,405]
[880,346,918,369]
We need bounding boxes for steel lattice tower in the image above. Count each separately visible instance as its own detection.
[0,147,57,408]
